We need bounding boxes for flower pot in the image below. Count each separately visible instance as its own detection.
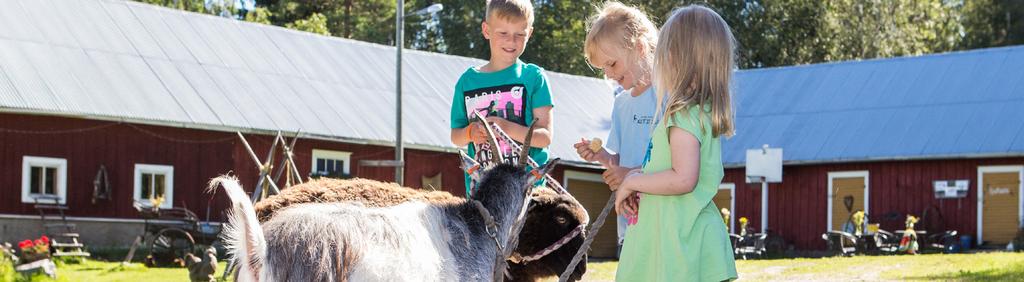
[20,251,50,263]
[15,258,57,279]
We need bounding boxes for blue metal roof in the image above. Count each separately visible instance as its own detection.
[723,45,1024,166]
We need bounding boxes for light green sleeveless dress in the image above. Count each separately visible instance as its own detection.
[615,106,738,282]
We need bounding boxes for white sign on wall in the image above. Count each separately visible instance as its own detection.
[746,145,783,183]
[933,180,969,199]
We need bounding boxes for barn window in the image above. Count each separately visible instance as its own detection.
[311,149,352,179]
[134,164,174,209]
[21,156,68,204]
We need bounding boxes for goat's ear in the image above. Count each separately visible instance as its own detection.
[537,158,560,176]
[458,150,482,179]
[525,158,561,186]
[518,118,539,167]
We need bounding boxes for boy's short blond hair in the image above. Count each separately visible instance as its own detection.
[486,0,534,25]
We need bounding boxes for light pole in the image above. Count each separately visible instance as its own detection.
[395,2,443,185]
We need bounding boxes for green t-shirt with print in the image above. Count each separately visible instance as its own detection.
[450,59,553,196]
[616,106,738,282]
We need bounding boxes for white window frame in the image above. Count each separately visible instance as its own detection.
[826,170,870,232]
[21,156,68,204]
[976,165,1024,245]
[311,149,352,176]
[719,183,737,232]
[134,164,174,209]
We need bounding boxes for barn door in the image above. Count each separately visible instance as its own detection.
[564,171,618,258]
[980,167,1022,245]
[713,183,735,232]
[828,171,868,232]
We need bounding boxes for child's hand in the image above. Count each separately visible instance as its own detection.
[468,122,488,144]
[484,116,511,131]
[602,165,632,191]
[573,138,600,162]
[615,187,639,217]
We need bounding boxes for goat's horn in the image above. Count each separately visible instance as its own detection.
[518,118,539,167]
[473,111,504,164]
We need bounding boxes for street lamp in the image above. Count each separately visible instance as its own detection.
[395,2,443,185]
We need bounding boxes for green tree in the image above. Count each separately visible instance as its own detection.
[245,7,274,25]
[960,0,1024,49]
[286,12,332,36]
[146,0,1013,77]
[819,0,962,62]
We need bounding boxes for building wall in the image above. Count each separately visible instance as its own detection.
[725,157,1024,250]
[1,114,237,220]
[0,114,467,225]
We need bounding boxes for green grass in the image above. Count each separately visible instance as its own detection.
[736,252,1024,281]
[4,252,1023,281]
[6,259,230,282]
[575,252,1024,281]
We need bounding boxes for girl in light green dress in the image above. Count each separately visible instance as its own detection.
[615,5,738,282]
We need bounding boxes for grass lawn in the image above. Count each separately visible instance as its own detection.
[6,259,231,282]
[6,252,1024,281]
[575,252,1024,281]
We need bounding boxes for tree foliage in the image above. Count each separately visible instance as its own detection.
[139,0,1021,76]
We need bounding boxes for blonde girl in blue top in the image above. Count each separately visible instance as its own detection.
[615,5,738,282]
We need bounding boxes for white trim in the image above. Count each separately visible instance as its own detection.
[976,165,1024,245]
[133,164,174,209]
[563,170,604,184]
[0,213,221,225]
[719,183,737,232]
[312,149,353,175]
[826,171,870,232]
[21,156,68,204]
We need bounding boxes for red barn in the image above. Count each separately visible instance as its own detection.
[717,46,1024,251]
[0,0,613,250]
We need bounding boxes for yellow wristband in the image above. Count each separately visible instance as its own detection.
[466,125,473,142]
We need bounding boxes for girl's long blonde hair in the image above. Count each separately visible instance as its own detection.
[583,2,658,86]
[654,5,736,137]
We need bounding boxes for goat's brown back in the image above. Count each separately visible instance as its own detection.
[254,178,464,222]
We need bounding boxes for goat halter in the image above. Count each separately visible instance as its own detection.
[509,224,586,263]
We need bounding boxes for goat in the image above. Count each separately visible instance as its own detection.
[251,177,588,281]
[215,160,558,281]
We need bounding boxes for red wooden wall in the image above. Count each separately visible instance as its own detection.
[725,157,1024,250]
[7,113,1022,250]
[0,114,466,222]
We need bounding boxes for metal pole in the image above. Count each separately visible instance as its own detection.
[762,177,768,233]
[395,0,405,185]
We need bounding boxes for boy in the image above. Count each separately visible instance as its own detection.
[450,0,554,196]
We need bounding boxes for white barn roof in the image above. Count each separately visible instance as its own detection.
[0,0,614,167]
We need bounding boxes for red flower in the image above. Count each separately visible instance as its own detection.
[18,240,33,249]
[39,235,49,245]
[34,239,44,246]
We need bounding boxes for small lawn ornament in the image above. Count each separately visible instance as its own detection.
[898,215,920,254]
[16,236,50,263]
[185,246,217,282]
[851,211,865,237]
[13,236,56,278]
[739,217,749,236]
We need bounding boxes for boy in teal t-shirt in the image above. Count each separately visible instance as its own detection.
[450,0,554,196]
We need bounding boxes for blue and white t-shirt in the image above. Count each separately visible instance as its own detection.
[607,86,658,246]
[607,87,658,168]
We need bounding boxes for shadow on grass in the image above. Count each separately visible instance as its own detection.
[903,262,1024,281]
